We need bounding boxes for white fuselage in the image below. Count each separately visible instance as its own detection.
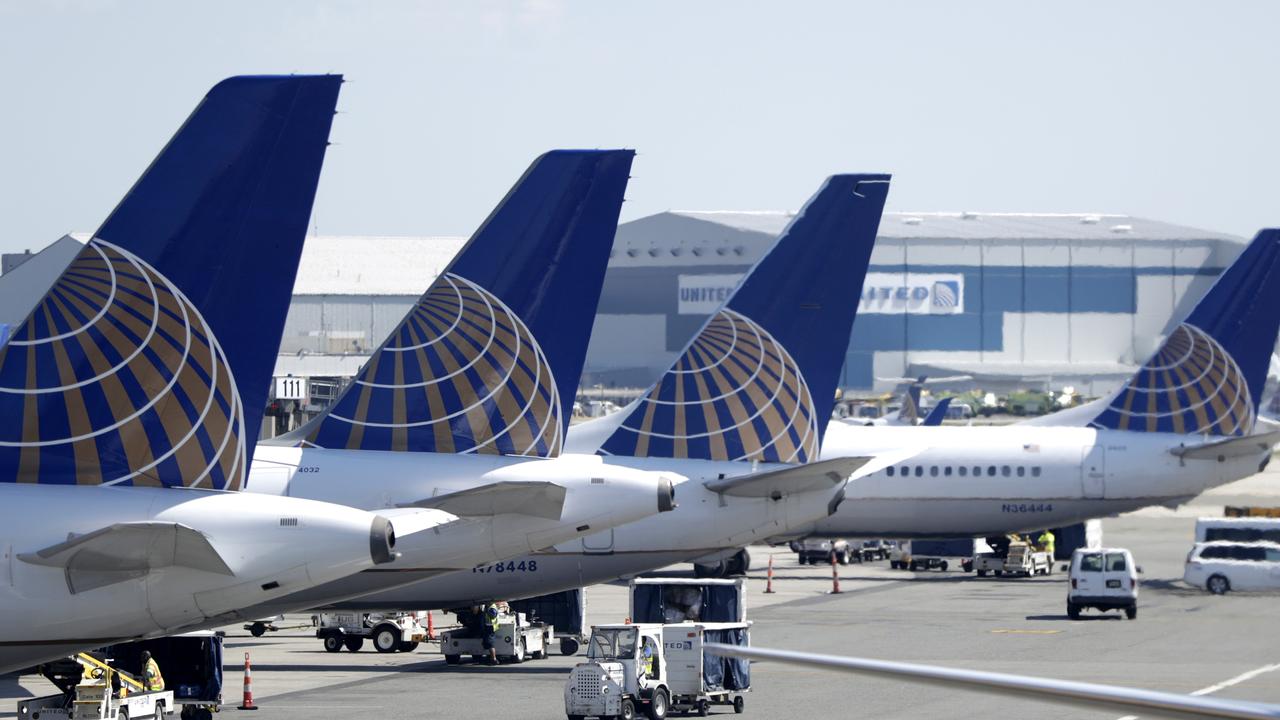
[0,484,389,673]
[234,445,673,615]
[313,451,848,610]
[808,422,1269,538]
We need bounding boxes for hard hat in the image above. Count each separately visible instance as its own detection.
[643,645,653,657]
[487,606,499,618]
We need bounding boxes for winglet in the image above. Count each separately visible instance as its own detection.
[922,398,952,426]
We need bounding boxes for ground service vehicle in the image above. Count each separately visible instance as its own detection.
[315,612,429,653]
[441,609,551,665]
[1194,517,1280,544]
[1068,548,1138,619]
[1183,541,1280,594]
[795,538,853,565]
[511,589,587,655]
[1002,541,1054,576]
[892,539,983,571]
[564,622,750,720]
[18,653,174,720]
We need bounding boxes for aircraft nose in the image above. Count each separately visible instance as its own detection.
[658,476,677,513]
[369,515,397,565]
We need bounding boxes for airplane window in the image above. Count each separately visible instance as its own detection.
[887,466,895,477]
[958,466,967,477]
[973,466,981,476]
[987,466,996,476]
[1031,467,1042,478]
[1016,467,1025,477]
[930,466,939,477]
[914,466,924,477]
[900,466,910,476]
[944,467,952,477]
[1001,466,1011,477]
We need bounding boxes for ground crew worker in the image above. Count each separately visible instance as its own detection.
[1037,530,1056,559]
[641,639,656,679]
[482,604,501,665]
[140,651,164,692]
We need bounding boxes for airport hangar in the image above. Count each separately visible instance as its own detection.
[0,213,1245,434]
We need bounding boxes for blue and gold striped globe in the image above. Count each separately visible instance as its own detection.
[0,240,245,488]
[601,309,819,462]
[305,273,562,455]
[1092,323,1254,436]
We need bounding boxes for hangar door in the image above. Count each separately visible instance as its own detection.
[1080,446,1105,499]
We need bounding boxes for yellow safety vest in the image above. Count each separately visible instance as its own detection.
[487,610,500,632]
[144,658,164,692]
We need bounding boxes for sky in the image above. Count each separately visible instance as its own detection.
[1,1,1278,255]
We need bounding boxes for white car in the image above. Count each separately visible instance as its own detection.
[1067,548,1138,619]
[1183,541,1280,594]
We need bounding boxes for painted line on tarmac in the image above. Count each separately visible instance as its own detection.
[988,629,1061,635]
[1115,661,1280,720]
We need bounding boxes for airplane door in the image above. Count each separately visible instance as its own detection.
[581,529,614,554]
[1081,446,1105,499]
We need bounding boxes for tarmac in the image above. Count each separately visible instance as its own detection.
[4,472,1278,719]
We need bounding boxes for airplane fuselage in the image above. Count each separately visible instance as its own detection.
[0,484,390,673]
[807,422,1269,538]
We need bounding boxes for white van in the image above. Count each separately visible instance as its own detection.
[1067,547,1138,620]
[1194,517,1280,545]
[1183,541,1280,594]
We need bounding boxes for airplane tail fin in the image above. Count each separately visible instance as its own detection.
[1091,229,1280,436]
[898,382,924,423]
[0,75,342,488]
[293,150,635,456]
[599,174,891,462]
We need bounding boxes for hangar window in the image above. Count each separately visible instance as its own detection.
[930,466,939,477]
[1001,466,1011,477]
[1032,467,1042,477]
[914,466,924,477]
[887,466,895,477]
[1016,466,1025,477]
[944,467,952,477]
[987,466,997,477]
[958,466,967,477]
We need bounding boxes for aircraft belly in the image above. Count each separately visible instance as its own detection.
[314,550,702,610]
[816,497,1177,537]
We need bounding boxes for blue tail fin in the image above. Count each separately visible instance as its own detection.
[0,75,341,489]
[921,398,951,427]
[1091,229,1280,436]
[294,150,635,455]
[598,174,891,462]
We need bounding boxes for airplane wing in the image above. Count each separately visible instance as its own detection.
[1170,430,1280,460]
[704,643,1280,720]
[703,457,870,498]
[398,481,567,521]
[921,397,952,426]
[18,522,233,594]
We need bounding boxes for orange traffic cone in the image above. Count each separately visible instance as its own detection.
[426,612,436,641]
[238,652,258,710]
[764,555,776,594]
[830,552,842,594]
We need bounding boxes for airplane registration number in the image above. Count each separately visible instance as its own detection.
[1001,503,1054,513]
[472,560,538,574]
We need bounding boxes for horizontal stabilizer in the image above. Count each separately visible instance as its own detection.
[705,643,1280,720]
[1170,430,1280,460]
[399,481,567,521]
[703,457,869,498]
[19,522,232,594]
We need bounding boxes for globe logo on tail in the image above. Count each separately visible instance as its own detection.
[308,273,562,456]
[1091,323,1254,436]
[602,309,819,462]
[0,240,246,489]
